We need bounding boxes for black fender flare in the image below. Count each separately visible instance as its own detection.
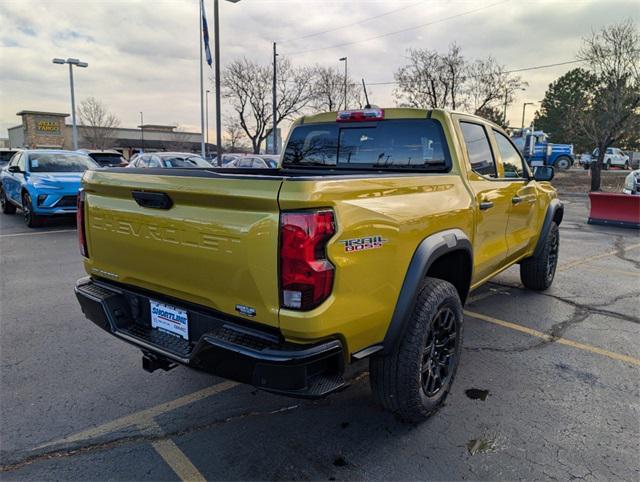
[382,228,472,355]
[533,199,563,258]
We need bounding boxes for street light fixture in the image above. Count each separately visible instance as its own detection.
[52,57,88,150]
[339,57,347,110]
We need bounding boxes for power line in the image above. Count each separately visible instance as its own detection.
[284,0,509,56]
[367,59,585,86]
[277,1,425,45]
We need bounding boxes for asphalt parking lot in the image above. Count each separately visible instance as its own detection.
[1,195,638,481]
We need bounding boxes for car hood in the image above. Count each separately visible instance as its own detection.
[28,172,84,188]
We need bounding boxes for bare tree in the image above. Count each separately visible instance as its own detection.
[222,57,314,153]
[576,19,640,191]
[394,45,525,120]
[224,119,249,152]
[309,65,365,111]
[465,57,526,119]
[394,44,467,109]
[77,97,120,149]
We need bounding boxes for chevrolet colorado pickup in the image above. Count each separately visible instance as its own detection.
[75,108,562,421]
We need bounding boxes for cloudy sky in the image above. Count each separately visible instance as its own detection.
[1,0,637,141]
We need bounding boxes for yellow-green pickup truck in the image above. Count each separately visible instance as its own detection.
[75,108,562,421]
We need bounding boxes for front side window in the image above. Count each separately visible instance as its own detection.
[282,119,451,171]
[28,153,97,172]
[493,130,526,178]
[460,122,496,177]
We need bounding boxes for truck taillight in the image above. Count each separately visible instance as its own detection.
[77,189,88,258]
[280,210,335,310]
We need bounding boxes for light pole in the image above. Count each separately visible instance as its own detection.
[502,87,526,126]
[521,102,534,129]
[339,57,347,110]
[52,57,88,150]
[272,42,278,155]
[205,89,210,157]
[140,111,144,153]
[213,0,241,161]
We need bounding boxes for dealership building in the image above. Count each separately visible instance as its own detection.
[7,110,216,158]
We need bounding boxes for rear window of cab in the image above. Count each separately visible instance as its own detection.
[282,119,451,172]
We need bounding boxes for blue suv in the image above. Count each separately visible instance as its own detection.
[0,149,98,227]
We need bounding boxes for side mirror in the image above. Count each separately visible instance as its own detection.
[7,165,22,174]
[533,166,554,182]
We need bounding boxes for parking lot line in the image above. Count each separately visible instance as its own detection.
[144,420,206,482]
[0,229,76,238]
[36,381,237,449]
[557,242,640,272]
[465,310,640,367]
[581,265,640,277]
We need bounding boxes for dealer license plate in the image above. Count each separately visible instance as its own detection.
[150,300,189,340]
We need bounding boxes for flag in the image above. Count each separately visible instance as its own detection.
[201,0,212,67]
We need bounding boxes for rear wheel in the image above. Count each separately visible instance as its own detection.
[22,192,42,228]
[520,222,559,291]
[603,160,610,170]
[1,185,16,214]
[370,277,463,422]
[624,161,630,170]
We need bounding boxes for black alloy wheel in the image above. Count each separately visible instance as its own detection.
[421,307,458,397]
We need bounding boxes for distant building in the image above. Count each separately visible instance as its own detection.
[7,110,215,158]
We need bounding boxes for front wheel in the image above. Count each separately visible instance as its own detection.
[603,160,610,170]
[1,185,16,214]
[555,156,571,170]
[22,192,43,228]
[520,222,559,291]
[370,277,463,422]
[624,161,630,170]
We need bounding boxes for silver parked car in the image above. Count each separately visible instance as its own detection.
[127,152,212,168]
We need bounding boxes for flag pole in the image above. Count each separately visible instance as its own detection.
[199,0,206,158]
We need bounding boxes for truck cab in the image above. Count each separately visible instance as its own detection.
[511,128,574,170]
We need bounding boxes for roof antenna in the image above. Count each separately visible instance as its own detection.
[362,78,371,108]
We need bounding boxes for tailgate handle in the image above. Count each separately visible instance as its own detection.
[131,191,173,210]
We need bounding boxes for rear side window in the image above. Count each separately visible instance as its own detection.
[460,122,496,177]
[282,119,450,171]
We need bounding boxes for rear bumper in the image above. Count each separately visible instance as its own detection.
[75,277,345,398]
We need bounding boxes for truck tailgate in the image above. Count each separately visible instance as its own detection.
[82,170,282,328]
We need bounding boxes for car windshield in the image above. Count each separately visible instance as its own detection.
[282,119,451,171]
[161,155,210,168]
[28,152,98,172]
[0,151,17,166]
[89,153,124,166]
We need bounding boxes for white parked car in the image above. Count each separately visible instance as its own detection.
[581,147,631,170]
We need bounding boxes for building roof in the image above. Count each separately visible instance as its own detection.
[16,110,69,117]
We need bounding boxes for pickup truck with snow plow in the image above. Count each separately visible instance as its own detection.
[74,108,563,421]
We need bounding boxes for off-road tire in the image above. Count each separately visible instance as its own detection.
[1,185,16,214]
[370,277,463,422]
[520,222,559,291]
[22,191,42,228]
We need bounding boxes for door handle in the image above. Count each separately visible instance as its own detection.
[479,201,494,210]
[512,196,522,204]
